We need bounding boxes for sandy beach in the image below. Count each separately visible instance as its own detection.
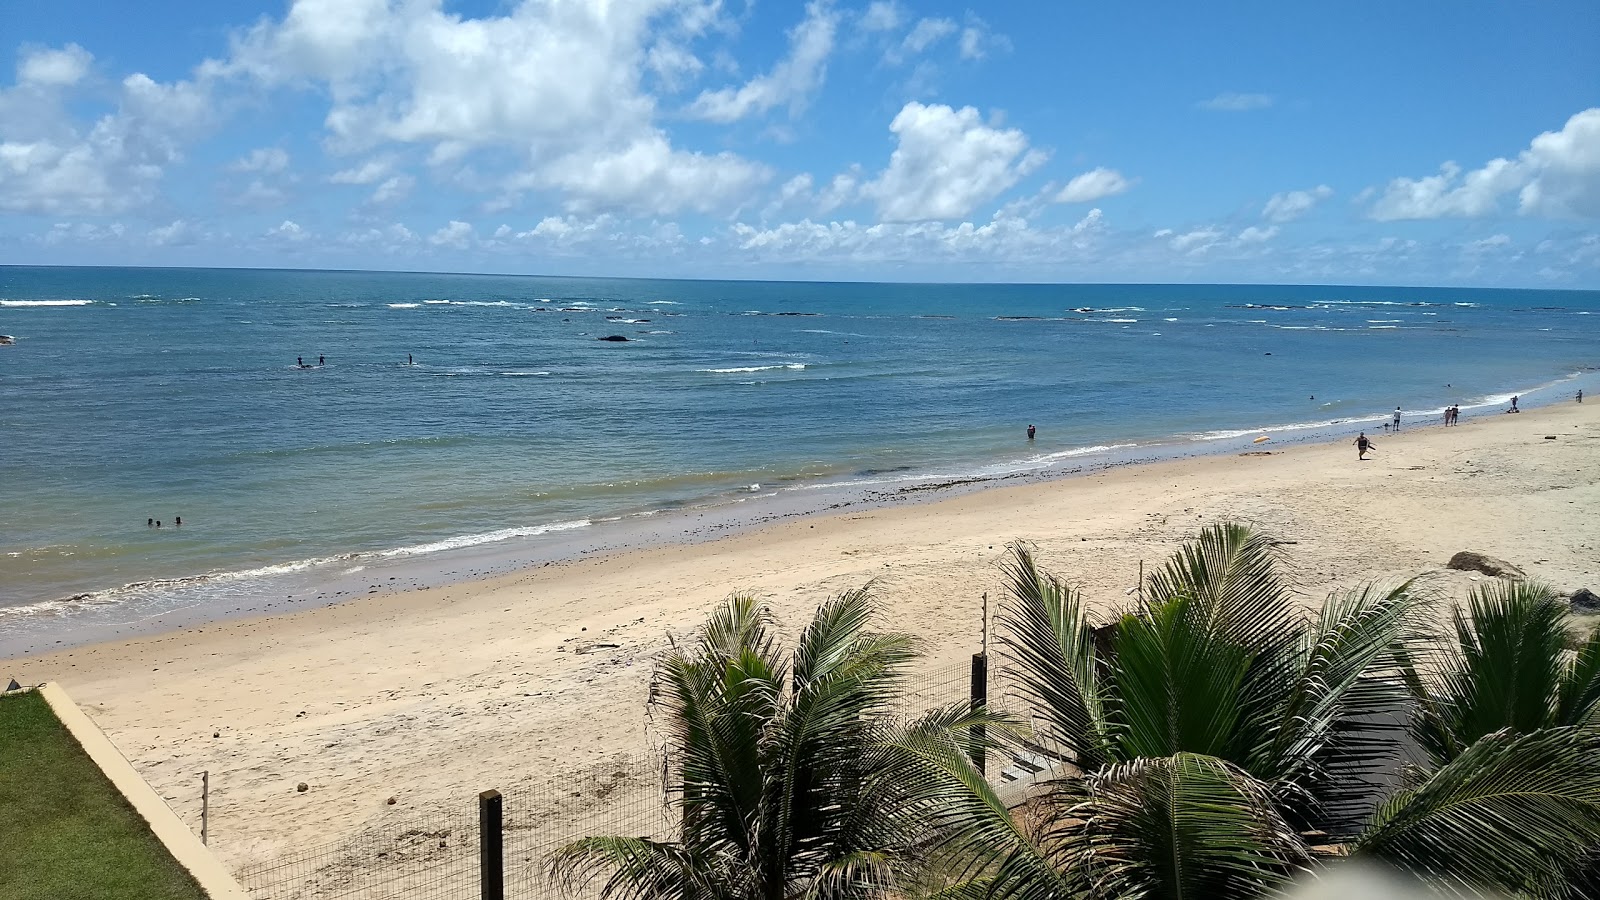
[4,401,1597,872]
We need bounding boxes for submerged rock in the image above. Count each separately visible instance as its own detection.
[0,335,15,345]
[597,335,631,342]
[1446,551,1525,579]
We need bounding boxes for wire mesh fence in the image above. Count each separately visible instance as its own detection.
[236,660,984,899]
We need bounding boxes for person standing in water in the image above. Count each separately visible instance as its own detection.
[318,355,325,366]
[1510,395,1520,412]
[175,516,182,527]
[408,354,413,366]
[1027,424,1036,441]
[297,357,304,367]
[1354,432,1373,460]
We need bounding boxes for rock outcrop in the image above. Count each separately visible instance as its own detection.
[1446,551,1525,579]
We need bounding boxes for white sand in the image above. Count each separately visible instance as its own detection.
[4,401,1597,872]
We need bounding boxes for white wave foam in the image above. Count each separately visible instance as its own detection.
[1,299,93,307]
[700,364,807,373]
[1105,318,1138,323]
[498,371,551,377]
[375,519,590,557]
[388,302,421,308]
[646,300,680,305]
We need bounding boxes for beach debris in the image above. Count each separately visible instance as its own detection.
[387,796,398,805]
[1544,435,1557,440]
[5,678,21,692]
[1446,551,1525,579]
[296,782,309,792]
[1569,588,1600,614]
[597,334,631,342]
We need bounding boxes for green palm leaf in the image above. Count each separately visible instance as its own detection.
[1078,753,1313,899]
[997,545,1110,769]
[1356,726,1600,899]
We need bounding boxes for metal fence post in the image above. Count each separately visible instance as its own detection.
[970,652,988,775]
[200,771,209,845]
[480,790,504,900]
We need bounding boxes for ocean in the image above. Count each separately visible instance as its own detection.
[2,266,1597,653]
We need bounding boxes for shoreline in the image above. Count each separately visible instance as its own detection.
[3,367,1593,658]
[1,399,1596,868]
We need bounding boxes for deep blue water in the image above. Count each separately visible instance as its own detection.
[2,266,1597,632]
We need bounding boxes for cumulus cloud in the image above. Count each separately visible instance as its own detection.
[429,220,474,248]
[18,44,94,87]
[1368,108,1600,220]
[329,158,393,185]
[860,1,904,32]
[226,0,766,216]
[957,14,1008,61]
[0,51,218,215]
[862,101,1046,222]
[1055,167,1133,203]
[1198,92,1274,112]
[686,1,837,122]
[1262,185,1333,222]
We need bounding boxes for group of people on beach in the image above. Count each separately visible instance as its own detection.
[1443,405,1462,426]
[146,517,182,528]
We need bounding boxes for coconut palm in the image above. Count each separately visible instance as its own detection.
[914,524,1600,900]
[550,589,989,900]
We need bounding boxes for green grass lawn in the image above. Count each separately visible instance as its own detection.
[0,690,210,900]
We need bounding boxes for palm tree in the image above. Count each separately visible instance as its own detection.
[915,524,1600,899]
[550,589,987,900]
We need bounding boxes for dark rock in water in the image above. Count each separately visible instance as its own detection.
[1571,588,1600,614]
[1446,551,1525,579]
[0,335,15,345]
[597,335,631,342]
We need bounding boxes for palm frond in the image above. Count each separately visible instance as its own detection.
[548,835,715,900]
[1406,580,1572,766]
[1110,595,1255,759]
[1142,522,1297,652]
[1557,621,1600,727]
[1261,582,1420,833]
[997,544,1111,769]
[1356,726,1600,899]
[1078,752,1314,899]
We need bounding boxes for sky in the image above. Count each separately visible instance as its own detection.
[1,0,1597,286]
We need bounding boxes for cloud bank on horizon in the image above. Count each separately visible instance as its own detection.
[0,0,1597,286]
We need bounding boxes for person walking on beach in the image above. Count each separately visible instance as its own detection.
[1354,432,1373,460]
[1027,424,1036,441]
[1579,389,1585,403]
[1393,406,1402,431]
[1510,395,1520,412]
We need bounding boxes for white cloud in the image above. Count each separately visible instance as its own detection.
[1055,167,1133,203]
[531,133,771,216]
[1464,233,1512,254]
[0,61,217,214]
[429,219,475,248]
[818,169,860,213]
[1368,108,1600,221]
[370,175,414,205]
[900,17,957,56]
[860,1,904,32]
[1262,185,1333,222]
[862,101,1046,222]
[340,222,418,249]
[329,158,393,185]
[268,219,309,241]
[957,14,1007,61]
[686,1,837,122]
[1236,225,1278,244]
[227,0,764,216]
[1169,226,1225,253]
[231,147,290,174]
[19,44,94,87]
[1198,92,1274,112]
[148,220,197,246]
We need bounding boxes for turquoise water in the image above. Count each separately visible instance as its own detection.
[2,267,1597,637]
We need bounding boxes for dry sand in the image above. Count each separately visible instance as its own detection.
[4,401,1597,873]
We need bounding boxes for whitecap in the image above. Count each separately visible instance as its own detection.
[699,364,807,374]
[388,302,421,309]
[0,299,94,307]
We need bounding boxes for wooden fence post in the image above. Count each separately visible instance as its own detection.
[200,771,209,845]
[479,790,503,900]
[970,652,988,775]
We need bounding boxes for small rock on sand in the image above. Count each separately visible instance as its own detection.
[1446,551,1525,579]
[297,782,309,793]
[1570,588,1600,614]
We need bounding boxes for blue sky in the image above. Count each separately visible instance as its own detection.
[1,0,1597,286]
